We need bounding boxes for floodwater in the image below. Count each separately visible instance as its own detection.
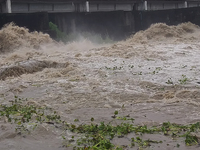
[0,22,200,149]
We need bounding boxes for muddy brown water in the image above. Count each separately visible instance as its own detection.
[1,22,200,149]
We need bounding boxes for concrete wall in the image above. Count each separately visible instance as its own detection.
[1,3,6,13]
[188,1,200,7]
[1,6,200,41]
[10,2,134,13]
[89,3,133,11]
[0,12,49,32]
[11,3,76,13]
[141,1,200,10]
[146,2,186,10]
[48,6,200,40]
[133,6,200,32]
[2,1,200,13]
[48,11,134,40]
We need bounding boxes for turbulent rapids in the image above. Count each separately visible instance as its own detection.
[1,22,200,150]
[0,60,69,80]
[0,23,52,53]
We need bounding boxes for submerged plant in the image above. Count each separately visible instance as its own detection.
[105,66,123,70]
[152,67,162,74]
[166,78,173,84]
[0,96,61,132]
[179,74,189,84]
[0,96,200,149]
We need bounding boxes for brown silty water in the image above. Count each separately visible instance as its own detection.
[0,22,200,149]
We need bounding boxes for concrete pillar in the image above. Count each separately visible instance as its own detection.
[184,1,188,8]
[86,1,89,12]
[144,1,147,11]
[6,0,12,13]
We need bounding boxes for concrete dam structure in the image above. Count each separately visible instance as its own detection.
[1,0,200,13]
[1,0,200,41]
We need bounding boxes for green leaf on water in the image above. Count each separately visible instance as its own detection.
[114,111,118,115]
[91,117,94,122]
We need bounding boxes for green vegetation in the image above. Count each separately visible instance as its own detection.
[105,66,123,70]
[165,75,189,85]
[152,67,162,74]
[0,96,61,132]
[0,97,200,149]
[49,22,66,41]
[178,74,189,84]
[166,78,174,84]
[138,71,143,75]
[128,65,134,68]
